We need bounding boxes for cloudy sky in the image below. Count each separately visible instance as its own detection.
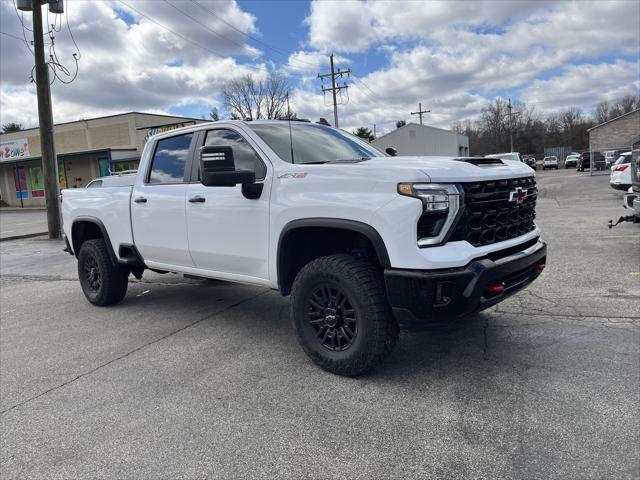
[1,0,638,134]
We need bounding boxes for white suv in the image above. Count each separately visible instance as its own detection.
[543,156,558,170]
[610,152,632,190]
[564,154,579,169]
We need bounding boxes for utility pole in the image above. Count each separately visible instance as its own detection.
[411,102,430,125]
[32,1,61,238]
[373,124,376,139]
[318,54,350,128]
[506,98,521,153]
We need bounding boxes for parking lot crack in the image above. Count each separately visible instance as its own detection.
[0,290,269,416]
[483,316,490,359]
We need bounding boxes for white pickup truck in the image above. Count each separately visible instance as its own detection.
[61,120,546,376]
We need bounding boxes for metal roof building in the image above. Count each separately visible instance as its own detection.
[371,123,469,157]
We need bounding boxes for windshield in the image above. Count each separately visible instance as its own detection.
[249,123,385,164]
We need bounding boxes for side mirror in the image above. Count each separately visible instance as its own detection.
[199,145,255,187]
[386,147,398,157]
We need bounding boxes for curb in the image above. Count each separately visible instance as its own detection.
[0,208,47,212]
[0,232,49,242]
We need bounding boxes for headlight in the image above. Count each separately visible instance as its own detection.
[398,183,462,246]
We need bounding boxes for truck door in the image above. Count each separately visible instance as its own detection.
[131,132,195,268]
[185,128,271,280]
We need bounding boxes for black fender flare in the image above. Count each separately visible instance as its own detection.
[276,218,391,293]
[71,216,118,265]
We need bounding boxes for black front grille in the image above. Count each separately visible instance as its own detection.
[449,177,537,247]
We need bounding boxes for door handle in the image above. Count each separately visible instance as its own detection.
[188,195,206,203]
[134,196,147,203]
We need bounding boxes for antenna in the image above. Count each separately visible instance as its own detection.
[287,91,295,164]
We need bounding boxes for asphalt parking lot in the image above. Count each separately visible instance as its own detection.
[1,169,639,479]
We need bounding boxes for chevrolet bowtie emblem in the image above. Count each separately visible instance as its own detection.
[509,187,528,204]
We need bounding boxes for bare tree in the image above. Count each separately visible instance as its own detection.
[479,99,508,152]
[222,73,294,120]
[594,101,610,124]
[609,94,640,119]
[209,107,220,121]
[264,74,290,119]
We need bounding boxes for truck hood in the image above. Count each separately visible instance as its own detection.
[343,156,535,182]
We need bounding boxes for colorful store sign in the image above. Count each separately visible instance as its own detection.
[28,165,45,197]
[14,166,28,199]
[1,138,30,161]
[58,159,67,189]
[143,122,192,142]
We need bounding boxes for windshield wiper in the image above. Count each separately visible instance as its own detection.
[330,156,371,163]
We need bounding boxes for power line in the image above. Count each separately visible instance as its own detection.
[190,0,317,69]
[0,30,26,42]
[506,98,522,152]
[164,0,249,53]
[411,102,430,125]
[119,1,243,64]
[318,53,350,127]
[189,0,342,77]
[118,0,307,78]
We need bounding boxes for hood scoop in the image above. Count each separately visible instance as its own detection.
[454,157,504,166]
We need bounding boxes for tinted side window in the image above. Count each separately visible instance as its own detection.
[148,133,193,184]
[204,129,266,180]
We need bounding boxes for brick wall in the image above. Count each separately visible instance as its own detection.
[590,110,640,150]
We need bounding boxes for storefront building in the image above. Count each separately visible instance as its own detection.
[0,112,205,207]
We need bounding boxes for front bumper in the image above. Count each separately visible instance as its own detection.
[385,239,547,329]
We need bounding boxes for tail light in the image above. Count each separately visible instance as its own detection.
[485,283,505,294]
[613,165,628,171]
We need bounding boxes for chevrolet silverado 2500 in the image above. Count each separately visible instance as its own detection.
[61,120,546,376]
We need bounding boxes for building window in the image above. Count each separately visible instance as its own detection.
[148,133,193,184]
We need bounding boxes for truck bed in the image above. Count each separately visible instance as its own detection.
[61,186,134,259]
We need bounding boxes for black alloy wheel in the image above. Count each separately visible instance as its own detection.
[306,284,357,351]
[83,255,102,293]
[77,238,129,306]
[290,254,399,376]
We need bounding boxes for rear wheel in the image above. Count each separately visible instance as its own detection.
[290,254,399,376]
[78,239,129,306]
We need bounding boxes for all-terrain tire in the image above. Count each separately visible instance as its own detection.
[290,254,399,376]
[78,239,129,306]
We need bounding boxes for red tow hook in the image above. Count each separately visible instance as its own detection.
[535,263,546,272]
[485,283,505,294]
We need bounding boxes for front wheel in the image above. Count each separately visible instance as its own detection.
[78,239,129,306]
[290,254,399,376]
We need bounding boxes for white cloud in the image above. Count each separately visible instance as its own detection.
[297,0,640,130]
[1,0,638,133]
[0,0,264,126]
[305,0,557,53]
[285,51,350,74]
[521,61,640,112]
